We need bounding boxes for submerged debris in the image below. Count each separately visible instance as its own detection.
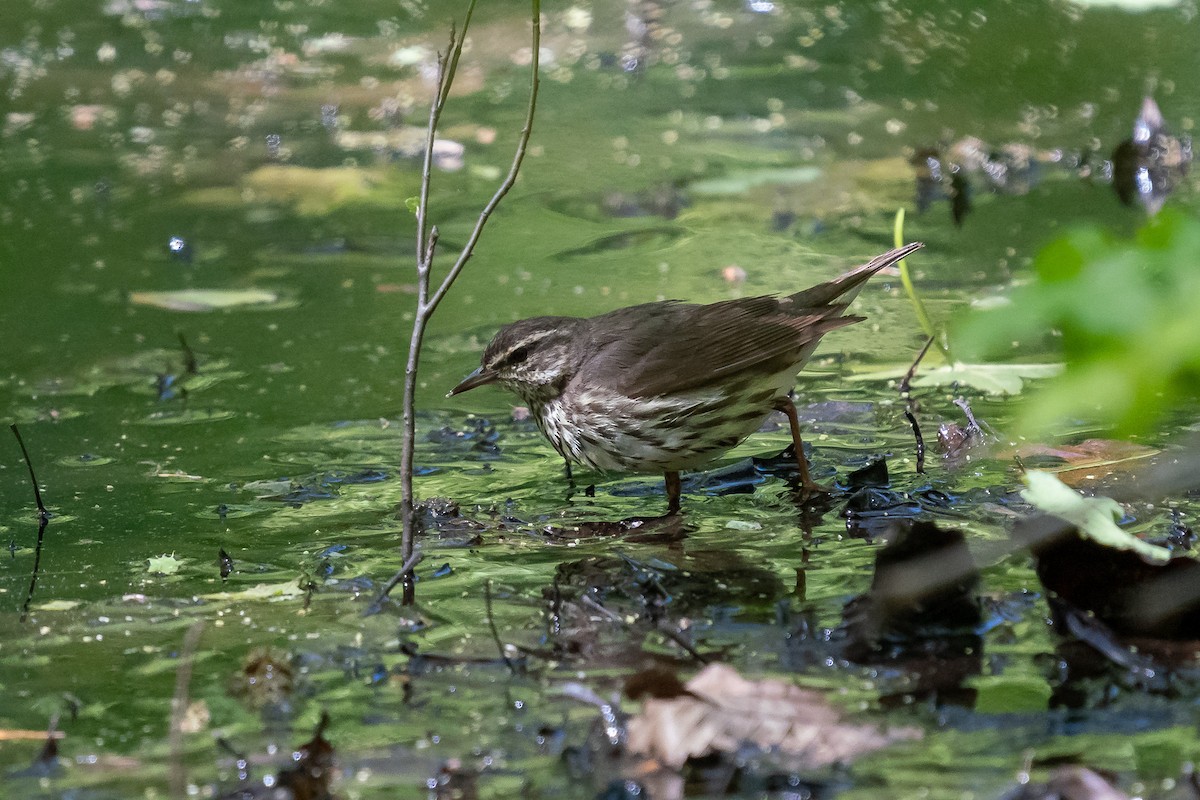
[625,663,920,771]
[1111,97,1192,215]
[228,647,296,713]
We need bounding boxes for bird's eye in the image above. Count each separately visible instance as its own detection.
[506,345,530,365]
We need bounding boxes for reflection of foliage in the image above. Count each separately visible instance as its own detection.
[957,210,1200,435]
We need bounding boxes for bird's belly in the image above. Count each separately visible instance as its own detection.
[535,374,793,473]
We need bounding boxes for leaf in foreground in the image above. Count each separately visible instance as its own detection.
[955,212,1200,435]
[1020,470,1170,564]
[626,663,920,770]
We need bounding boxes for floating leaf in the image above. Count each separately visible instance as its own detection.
[849,361,1062,395]
[147,554,183,574]
[242,165,379,215]
[689,166,821,195]
[130,289,280,312]
[203,580,308,602]
[1020,470,1170,564]
[35,600,81,612]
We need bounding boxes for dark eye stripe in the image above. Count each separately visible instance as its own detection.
[506,345,530,365]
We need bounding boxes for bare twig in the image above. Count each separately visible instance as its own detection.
[388,0,542,606]
[168,621,205,799]
[12,424,51,622]
[905,408,926,474]
[19,515,48,622]
[580,593,623,623]
[373,550,424,610]
[898,337,934,474]
[485,580,519,675]
[655,622,710,665]
[11,424,48,520]
[425,29,541,315]
[898,336,934,396]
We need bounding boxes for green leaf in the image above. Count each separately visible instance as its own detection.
[405,196,420,214]
[1020,470,1170,564]
[954,211,1200,435]
[147,553,183,574]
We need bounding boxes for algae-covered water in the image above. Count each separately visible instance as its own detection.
[2,1,1200,797]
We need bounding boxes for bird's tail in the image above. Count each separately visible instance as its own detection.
[787,241,924,308]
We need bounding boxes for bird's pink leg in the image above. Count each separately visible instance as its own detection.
[773,398,832,495]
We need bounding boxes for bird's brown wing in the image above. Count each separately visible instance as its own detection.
[583,298,859,398]
[578,243,924,398]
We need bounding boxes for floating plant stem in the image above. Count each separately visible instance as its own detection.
[894,209,953,362]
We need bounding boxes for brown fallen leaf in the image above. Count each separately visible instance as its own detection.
[626,663,920,770]
[1010,438,1159,488]
[1002,765,1128,800]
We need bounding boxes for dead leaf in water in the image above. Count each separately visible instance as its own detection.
[1010,438,1158,487]
[626,663,919,770]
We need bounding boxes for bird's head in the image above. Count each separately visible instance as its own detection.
[448,317,580,404]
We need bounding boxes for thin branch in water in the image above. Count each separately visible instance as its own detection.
[391,0,542,607]
[370,550,423,612]
[655,622,710,665]
[580,593,623,623]
[898,336,935,396]
[485,580,519,676]
[19,515,48,623]
[425,6,541,316]
[178,331,198,375]
[905,408,926,474]
[953,395,999,440]
[898,337,934,474]
[12,424,51,622]
[168,621,205,800]
[10,424,48,520]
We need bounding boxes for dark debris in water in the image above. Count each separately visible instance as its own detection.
[541,550,781,666]
[248,468,390,507]
[838,520,983,707]
[1111,97,1191,216]
[425,416,501,459]
[911,96,1192,225]
[410,496,486,546]
[218,712,336,800]
[1019,514,1200,642]
[228,647,297,715]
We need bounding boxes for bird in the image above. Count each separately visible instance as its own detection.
[449,242,923,514]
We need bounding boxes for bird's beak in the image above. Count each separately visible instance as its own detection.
[447,366,498,397]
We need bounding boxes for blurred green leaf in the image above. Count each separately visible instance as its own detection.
[956,210,1200,434]
[1020,470,1170,564]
